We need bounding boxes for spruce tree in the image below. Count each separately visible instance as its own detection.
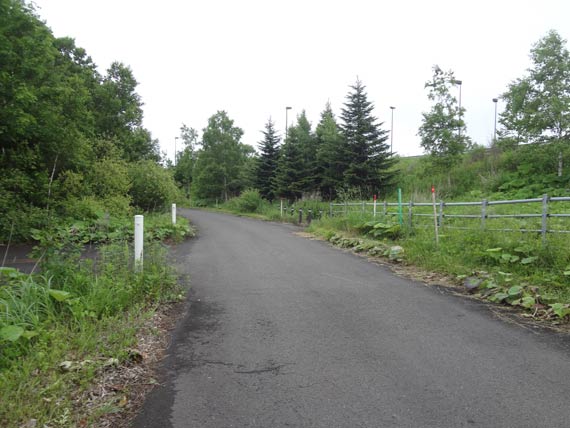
[316,102,345,200]
[294,111,319,195]
[273,123,304,202]
[340,79,396,197]
[255,119,281,201]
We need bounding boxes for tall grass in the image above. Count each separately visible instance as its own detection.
[0,216,188,426]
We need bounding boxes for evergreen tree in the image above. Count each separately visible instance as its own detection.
[255,119,281,201]
[294,111,319,195]
[340,79,396,196]
[418,66,471,170]
[273,125,304,202]
[316,102,345,200]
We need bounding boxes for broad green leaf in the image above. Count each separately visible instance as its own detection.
[508,286,523,297]
[48,289,72,302]
[550,303,570,318]
[521,256,538,265]
[520,296,536,309]
[0,325,24,342]
[494,292,509,302]
[486,248,503,252]
[22,330,39,340]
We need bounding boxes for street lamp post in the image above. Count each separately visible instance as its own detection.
[285,106,292,140]
[492,98,498,143]
[455,80,463,138]
[390,106,395,154]
[174,136,179,166]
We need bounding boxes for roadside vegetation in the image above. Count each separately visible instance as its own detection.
[0,213,193,426]
[1,2,192,425]
[307,213,570,320]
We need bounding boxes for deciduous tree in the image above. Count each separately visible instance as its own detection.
[418,66,471,170]
[500,30,570,145]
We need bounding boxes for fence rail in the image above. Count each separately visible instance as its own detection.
[329,194,570,242]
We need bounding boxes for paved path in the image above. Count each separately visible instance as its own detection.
[135,209,570,428]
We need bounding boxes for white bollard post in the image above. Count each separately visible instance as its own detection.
[172,203,177,225]
[134,215,144,272]
[280,199,283,217]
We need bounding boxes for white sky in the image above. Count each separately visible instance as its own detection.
[33,0,570,159]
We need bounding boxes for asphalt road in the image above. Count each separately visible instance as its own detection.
[134,209,570,428]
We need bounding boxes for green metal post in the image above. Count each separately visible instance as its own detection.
[398,188,403,225]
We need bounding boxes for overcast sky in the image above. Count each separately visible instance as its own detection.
[33,0,570,159]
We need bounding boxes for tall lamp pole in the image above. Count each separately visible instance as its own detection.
[285,106,292,140]
[455,79,463,138]
[174,136,179,166]
[492,98,498,143]
[390,106,395,154]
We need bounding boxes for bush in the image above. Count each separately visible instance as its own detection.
[129,160,180,211]
[225,189,264,213]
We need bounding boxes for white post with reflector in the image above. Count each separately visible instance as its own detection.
[172,203,177,225]
[431,185,439,246]
[373,194,377,217]
[134,215,144,272]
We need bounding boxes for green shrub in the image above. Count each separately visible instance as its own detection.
[224,189,265,213]
[129,160,180,211]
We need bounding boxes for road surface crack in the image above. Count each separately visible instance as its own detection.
[234,363,292,375]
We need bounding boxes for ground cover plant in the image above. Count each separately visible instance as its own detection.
[0,213,192,427]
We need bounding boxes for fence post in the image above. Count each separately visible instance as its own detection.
[344,201,348,216]
[542,194,549,244]
[361,201,365,213]
[329,202,333,217]
[298,208,303,224]
[307,209,313,225]
[439,200,444,228]
[171,203,177,225]
[383,201,387,217]
[373,198,377,217]
[134,215,144,272]
[408,201,413,229]
[280,199,284,217]
[398,188,403,225]
[481,199,488,229]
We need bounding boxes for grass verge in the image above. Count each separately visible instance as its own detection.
[0,214,193,427]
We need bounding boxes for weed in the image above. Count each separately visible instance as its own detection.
[0,220,184,426]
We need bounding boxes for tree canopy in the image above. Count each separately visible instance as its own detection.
[191,111,254,202]
[0,0,170,239]
[418,66,471,169]
[500,30,570,145]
